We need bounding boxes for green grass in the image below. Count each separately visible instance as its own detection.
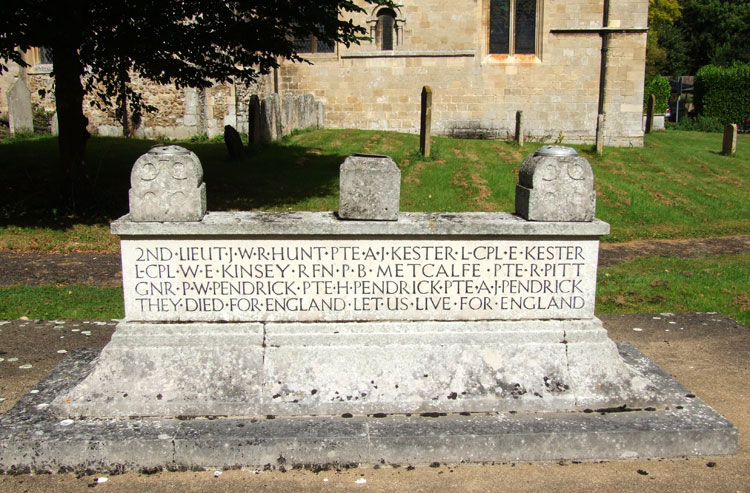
[0,284,123,319]
[597,253,750,326]
[2,253,747,324]
[1,129,749,251]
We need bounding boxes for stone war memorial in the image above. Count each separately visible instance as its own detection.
[0,145,737,472]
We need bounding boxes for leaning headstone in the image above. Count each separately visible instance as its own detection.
[223,124,244,160]
[515,145,596,222]
[515,110,524,147]
[248,94,261,144]
[7,77,34,136]
[338,153,400,220]
[722,123,737,157]
[128,145,206,222]
[420,86,432,157]
[645,93,656,134]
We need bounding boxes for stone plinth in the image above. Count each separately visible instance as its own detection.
[51,211,664,418]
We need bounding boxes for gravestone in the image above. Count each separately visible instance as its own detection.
[260,94,282,142]
[223,124,244,159]
[248,95,261,144]
[11,147,730,469]
[7,77,34,136]
[420,86,432,157]
[722,124,737,157]
[596,114,605,155]
[515,110,524,147]
[50,112,59,136]
[515,146,596,222]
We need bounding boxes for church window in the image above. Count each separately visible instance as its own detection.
[294,26,335,54]
[489,0,537,55]
[376,8,397,50]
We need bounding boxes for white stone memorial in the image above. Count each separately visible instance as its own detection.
[53,147,663,419]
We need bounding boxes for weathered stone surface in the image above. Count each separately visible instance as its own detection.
[722,124,737,157]
[338,154,400,220]
[117,236,600,322]
[0,344,736,472]
[7,77,33,135]
[515,146,597,222]
[260,93,281,142]
[111,211,611,237]
[49,319,661,418]
[316,100,325,128]
[53,324,264,417]
[128,145,206,222]
[50,112,58,135]
[223,124,244,159]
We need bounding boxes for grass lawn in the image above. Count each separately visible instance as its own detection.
[1,129,748,251]
[0,129,748,324]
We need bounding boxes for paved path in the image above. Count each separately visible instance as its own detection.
[0,313,747,490]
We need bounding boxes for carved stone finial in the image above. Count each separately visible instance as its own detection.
[515,146,596,222]
[128,145,207,222]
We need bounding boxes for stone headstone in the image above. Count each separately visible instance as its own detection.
[128,145,206,222]
[316,101,325,128]
[722,124,737,157]
[260,93,282,142]
[338,154,400,220]
[7,77,34,136]
[515,145,596,222]
[248,94,261,144]
[223,124,244,159]
[515,110,524,147]
[50,112,59,136]
[294,94,316,130]
[596,114,605,155]
[281,93,295,135]
[420,86,432,157]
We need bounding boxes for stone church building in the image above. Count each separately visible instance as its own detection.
[2,0,649,146]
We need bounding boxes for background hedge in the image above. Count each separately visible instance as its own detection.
[695,64,750,125]
[643,76,670,113]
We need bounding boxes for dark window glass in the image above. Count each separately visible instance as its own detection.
[316,38,335,53]
[515,0,536,54]
[489,0,510,54]
[294,36,313,53]
[377,8,397,51]
[39,47,53,64]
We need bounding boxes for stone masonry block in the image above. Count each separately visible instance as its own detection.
[128,145,206,222]
[338,154,400,221]
[515,146,596,222]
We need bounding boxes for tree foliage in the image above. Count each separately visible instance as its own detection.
[0,0,390,210]
[648,0,750,76]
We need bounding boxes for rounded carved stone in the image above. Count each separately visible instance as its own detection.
[128,145,206,222]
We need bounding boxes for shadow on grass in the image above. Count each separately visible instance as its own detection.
[0,136,347,230]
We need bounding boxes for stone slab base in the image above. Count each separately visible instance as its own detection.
[52,319,661,417]
[0,344,736,473]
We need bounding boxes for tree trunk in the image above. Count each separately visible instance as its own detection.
[51,3,90,211]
